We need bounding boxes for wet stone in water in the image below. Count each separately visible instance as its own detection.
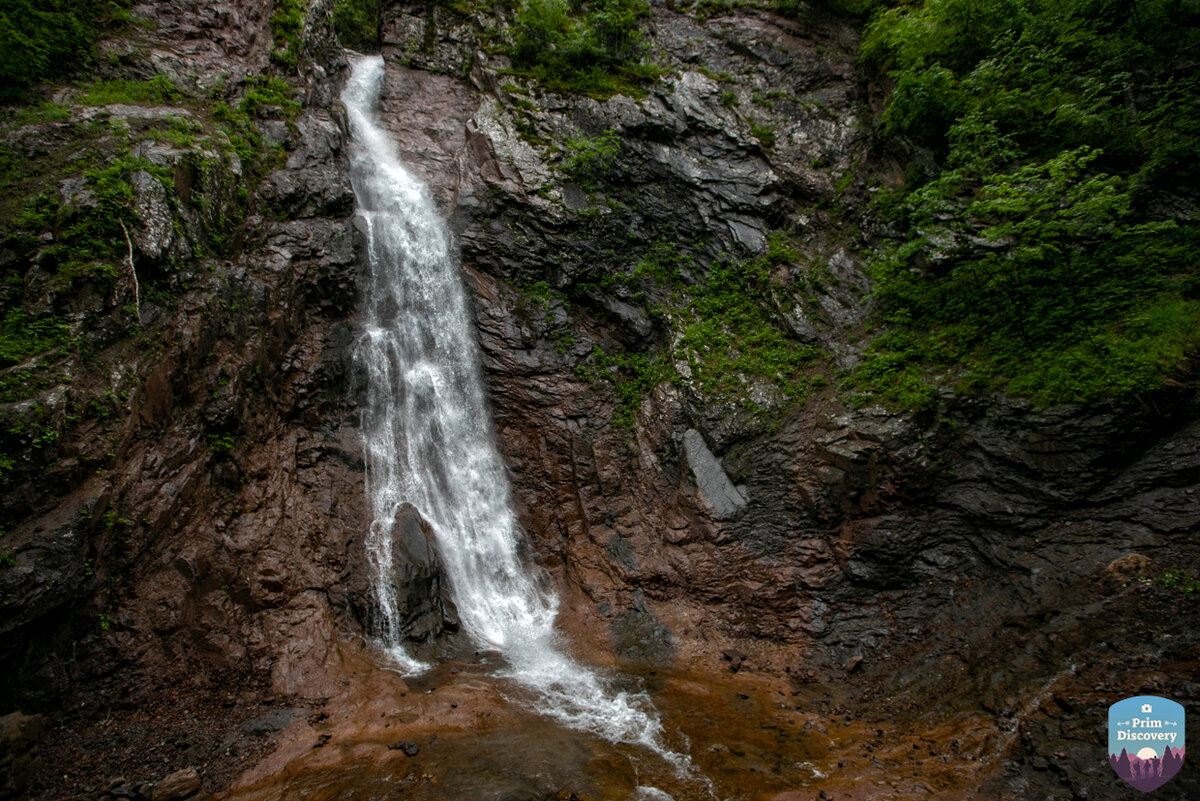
[387,740,419,756]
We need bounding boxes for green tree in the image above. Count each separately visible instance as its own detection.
[333,0,380,51]
[856,0,1200,406]
[0,0,129,93]
[508,0,657,98]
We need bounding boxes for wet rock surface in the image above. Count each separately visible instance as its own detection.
[369,5,1200,799]
[0,2,1197,801]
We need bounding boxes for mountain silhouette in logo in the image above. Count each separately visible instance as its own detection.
[1108,745,1186,791]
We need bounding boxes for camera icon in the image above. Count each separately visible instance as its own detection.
[1142,703,1153,714]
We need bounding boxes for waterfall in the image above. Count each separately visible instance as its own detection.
[342,54,680,759]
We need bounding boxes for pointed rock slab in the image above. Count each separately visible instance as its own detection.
[682,429,747,521]
[151,767,200,800]
[390,503,461,641]
[344,503,461,646]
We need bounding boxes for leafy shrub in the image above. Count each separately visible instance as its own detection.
[0,309,70,366]
[333,0,380,51]
[774,0,880,17]
[0,0,132,94]
[240,75,301,119]
[270,0,307,68]
[765,231,798,264]
[508,0,660,98]
[1145,570,1200,596]
[678,257,819,403]
[76,75,182,106]
[577,347,673,428]
[572,237,822,424]
[855,0,1200,407]
[561,128,620,188]
[749,120,776,149]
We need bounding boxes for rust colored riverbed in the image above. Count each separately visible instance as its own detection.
[215,638,1004,801]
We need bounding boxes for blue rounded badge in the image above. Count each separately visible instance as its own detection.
[1108,695,1186,792]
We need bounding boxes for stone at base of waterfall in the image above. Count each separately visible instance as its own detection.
[388,740,419,756]
[722,649,747,673]
[391,503,461,640]
[151,767,200,801]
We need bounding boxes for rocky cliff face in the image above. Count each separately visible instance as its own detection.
[0,4,376,794]
[1,2,1197,800]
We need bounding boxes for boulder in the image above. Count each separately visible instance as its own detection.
[681,429,747,521]
[151,767,200,801]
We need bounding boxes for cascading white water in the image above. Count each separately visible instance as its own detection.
[343,54,681,760]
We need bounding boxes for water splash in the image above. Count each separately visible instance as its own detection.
[342,53,686,764]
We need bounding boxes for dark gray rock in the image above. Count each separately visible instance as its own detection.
[611,602,675,668]
[389,503,461,641]
[345,503,459,646]
[387,740,419,756]
[681,428,747,521]
[241,707,303,737]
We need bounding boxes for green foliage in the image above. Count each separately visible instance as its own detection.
[100,508,132,529]
[0,550,14,568]
[0,365,66,403]
[156,115,202,148]
[333,0,380,51]
[765,231,798,265]
[208,432,238,456]
[2,152,171,322]
[856,0,1200,407]
[211,76,300,176]
[522,280,554,311]
[576,347,674,428]
[572,239,823,423]
[551,329,576,354]
[772,0,882,20]
[0,0,132,94]
[68,155,168,273]
[749,120,776,149]
[240,75,301,119]
[270,0,307,68]
[0,309,70,366]
[76,74,182,106]
[677,257,819,404]
[632,240,691,285]
[695,66,735,83]
[3,401,60,451]
[214,101,262,168]
[561,128,620,188]
[508,0,661,99]
[10,101,71,126]
[1147,569,1200,596]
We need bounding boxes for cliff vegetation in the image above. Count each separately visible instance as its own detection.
[855,0,1200,407]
